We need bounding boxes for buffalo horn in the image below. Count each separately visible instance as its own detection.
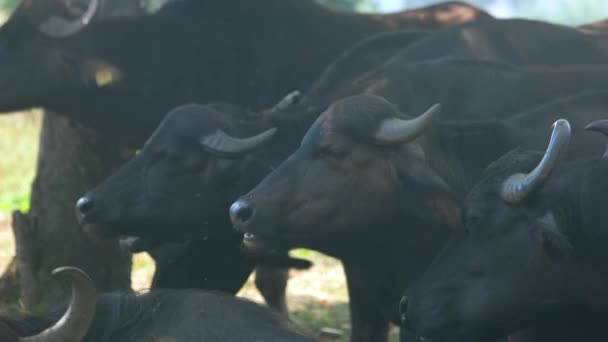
[584,119,608,157]
[501,119,571,204]
[37,0,98,38]
[271,90,301,112]
[372,104,441,145]
[21,267,96,342]
[200,128,277,157]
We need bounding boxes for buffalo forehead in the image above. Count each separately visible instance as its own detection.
[321,94,404,140]
[161,103,248,140]
[469,150,545,200]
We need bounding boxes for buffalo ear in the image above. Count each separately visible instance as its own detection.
[537,213,573,261]
[393,148,462,227]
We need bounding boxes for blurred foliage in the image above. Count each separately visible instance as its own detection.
[317,0,378,12]
[0,0,20,26]
[0,110,41,213]
[0,0,19,11]
[372,0,608,26]
[501,0,608,26]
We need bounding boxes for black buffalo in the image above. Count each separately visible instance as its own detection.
[1,267,313,342]
[402,119,608,342]
[77,15,608,342]
[231,91,608,341]
[77,60,608,316]
[80,59,608,239]
[74,29,433,316]
[0,0,485,146]
[76,100,311,315]
[82,59,608,341]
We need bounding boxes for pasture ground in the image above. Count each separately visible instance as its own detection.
[0,111,400,341]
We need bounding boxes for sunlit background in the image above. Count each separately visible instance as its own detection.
[324,0,608,26]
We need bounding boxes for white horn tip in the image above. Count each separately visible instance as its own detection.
[52,267,92,282]
[552,119,571,132]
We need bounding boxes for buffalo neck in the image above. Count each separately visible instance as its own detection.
[48,0,394,147]
[308,212,451,325]
[425,120,519,199]
[540,160,608,261]
[61,0,401,111]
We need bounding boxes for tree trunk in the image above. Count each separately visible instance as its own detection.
[3,111,131,311]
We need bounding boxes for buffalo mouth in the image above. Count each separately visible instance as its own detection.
[82,222,126,239]
[242,232,284,255]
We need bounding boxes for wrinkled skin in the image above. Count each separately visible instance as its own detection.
[403,150,608,342]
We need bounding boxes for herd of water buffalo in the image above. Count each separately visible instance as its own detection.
[1,0,608,341]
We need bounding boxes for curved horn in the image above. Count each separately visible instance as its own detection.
[501,119,571,204]
[200,128,277,158]
[37,0,98,38]
[21,267,96,342]
[584,119,608,158]
[271,90,301,112]
[372,104,441,145]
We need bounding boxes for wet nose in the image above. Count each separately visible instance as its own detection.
[399,296,409,326]
[75,196,95,217]
[230,199,255,227]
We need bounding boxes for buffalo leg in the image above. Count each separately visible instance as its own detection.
[255,264,289,316]
[343,263,390,342]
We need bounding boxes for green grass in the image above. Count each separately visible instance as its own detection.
[0,110,42,213]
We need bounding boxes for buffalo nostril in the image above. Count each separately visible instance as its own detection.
[399,296,409,325]
[76,196,95,215]
[230,200,255,226]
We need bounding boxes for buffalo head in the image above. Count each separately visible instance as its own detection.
[401,120,580,341]
[75,97,293,243]
[230,94,461,250]
[0,0,122,114]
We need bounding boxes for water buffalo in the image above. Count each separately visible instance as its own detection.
[0,0,486,146]
[74,28,430,318]
[390,16,608,66]
[80,60,608,240]
[1,1,606,146]
[1,266,314,342]
[76,17,608,341]
[81,58,608,340]
[231,91,608,341]
[402,119,608,342]
[77,60,608,317]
